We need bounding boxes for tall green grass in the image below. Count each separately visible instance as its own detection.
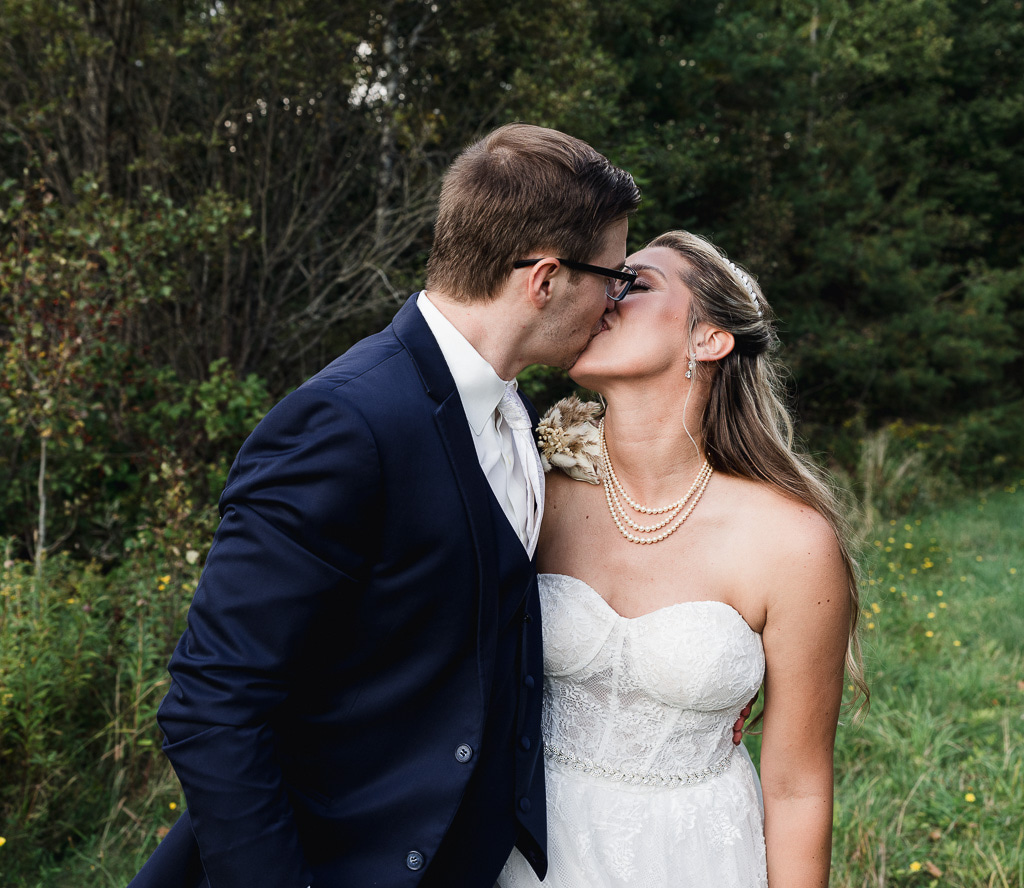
[2,485,1022,887]
[827,483,1022,887]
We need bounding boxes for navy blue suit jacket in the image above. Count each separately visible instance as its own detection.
[131,296,546,887]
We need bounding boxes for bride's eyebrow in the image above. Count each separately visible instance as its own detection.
[628,263,665,280]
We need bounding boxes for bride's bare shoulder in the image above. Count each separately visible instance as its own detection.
[540,469,605,546]
[715,473,844,569]
[543,469,600,516]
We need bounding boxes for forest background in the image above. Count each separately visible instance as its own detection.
[1,0,1022,884]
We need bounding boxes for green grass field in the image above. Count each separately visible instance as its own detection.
[6,484,1023,887]
[747,481,1024,887]
[831,484,1024,887]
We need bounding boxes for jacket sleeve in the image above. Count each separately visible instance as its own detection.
[157,383,381,888]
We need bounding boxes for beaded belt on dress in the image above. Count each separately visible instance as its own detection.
[544,742,735,787]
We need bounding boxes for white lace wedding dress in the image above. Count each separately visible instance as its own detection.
[498,573,768,887]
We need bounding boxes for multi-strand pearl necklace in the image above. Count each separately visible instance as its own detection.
[599,419,713,545]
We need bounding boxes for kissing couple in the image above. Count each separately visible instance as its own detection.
[130,123,864,888]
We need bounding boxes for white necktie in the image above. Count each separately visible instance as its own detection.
[497,383,544,556]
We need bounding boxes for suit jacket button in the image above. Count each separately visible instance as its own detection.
[523,674,535,689]
[455,743,474,763]
[519,797,531,813]
[520,735,531,751]
[406,850,424,871]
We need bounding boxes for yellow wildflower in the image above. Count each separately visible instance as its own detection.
[927,612,935,619]
[925,630,934,638]
[871,603,881,614]
[965,792,976,802]
[169,802,177,810]
[953,640,962,647]
[909,861,922,872]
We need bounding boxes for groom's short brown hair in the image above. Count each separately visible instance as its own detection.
[426,124,641,302]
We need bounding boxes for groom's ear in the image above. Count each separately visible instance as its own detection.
[523,257,560,310]
[695,324,735,363]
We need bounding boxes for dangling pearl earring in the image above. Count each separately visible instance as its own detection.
[685,353,696,380]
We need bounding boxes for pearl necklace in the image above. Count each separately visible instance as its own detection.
[599,419,713,545]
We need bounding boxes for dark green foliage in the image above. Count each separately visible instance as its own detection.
[0,176,271,560]
[2,0,1017,469]
[0,0,632,385]
[591,0,1023,462]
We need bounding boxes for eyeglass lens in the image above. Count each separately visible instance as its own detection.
[607,277,627,300]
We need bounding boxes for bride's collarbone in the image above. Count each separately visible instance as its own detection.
[541,475,767,624]
[545,529,766,627]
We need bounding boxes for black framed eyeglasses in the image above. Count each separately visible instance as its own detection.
[513,257,638,302]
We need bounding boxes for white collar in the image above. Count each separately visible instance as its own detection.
[416,292,511,436]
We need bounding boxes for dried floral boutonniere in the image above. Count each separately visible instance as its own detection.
[535,395,604,484]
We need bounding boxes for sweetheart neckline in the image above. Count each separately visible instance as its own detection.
[540,572,761,638]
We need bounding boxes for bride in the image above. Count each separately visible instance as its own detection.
[499,231,867,887]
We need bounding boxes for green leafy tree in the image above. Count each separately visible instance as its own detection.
[1,0,631,388]
[0,175,268,559]
[590,0,1024,472]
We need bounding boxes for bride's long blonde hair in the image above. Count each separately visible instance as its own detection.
[647,230,869,709]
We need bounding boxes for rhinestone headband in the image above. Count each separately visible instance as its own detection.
[728,260,762,317]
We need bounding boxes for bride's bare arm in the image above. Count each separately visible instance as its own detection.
[758,504,850,888]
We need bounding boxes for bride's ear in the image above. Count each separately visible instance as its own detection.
[694,324,735,364]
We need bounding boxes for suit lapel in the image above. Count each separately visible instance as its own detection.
[392,295,503,699]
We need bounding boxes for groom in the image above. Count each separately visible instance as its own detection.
[129,124,641,888]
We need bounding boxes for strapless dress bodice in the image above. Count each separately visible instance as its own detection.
[540,572,765,781]
[497,573,769,887]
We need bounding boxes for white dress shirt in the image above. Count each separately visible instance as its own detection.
[417,292,541,554]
